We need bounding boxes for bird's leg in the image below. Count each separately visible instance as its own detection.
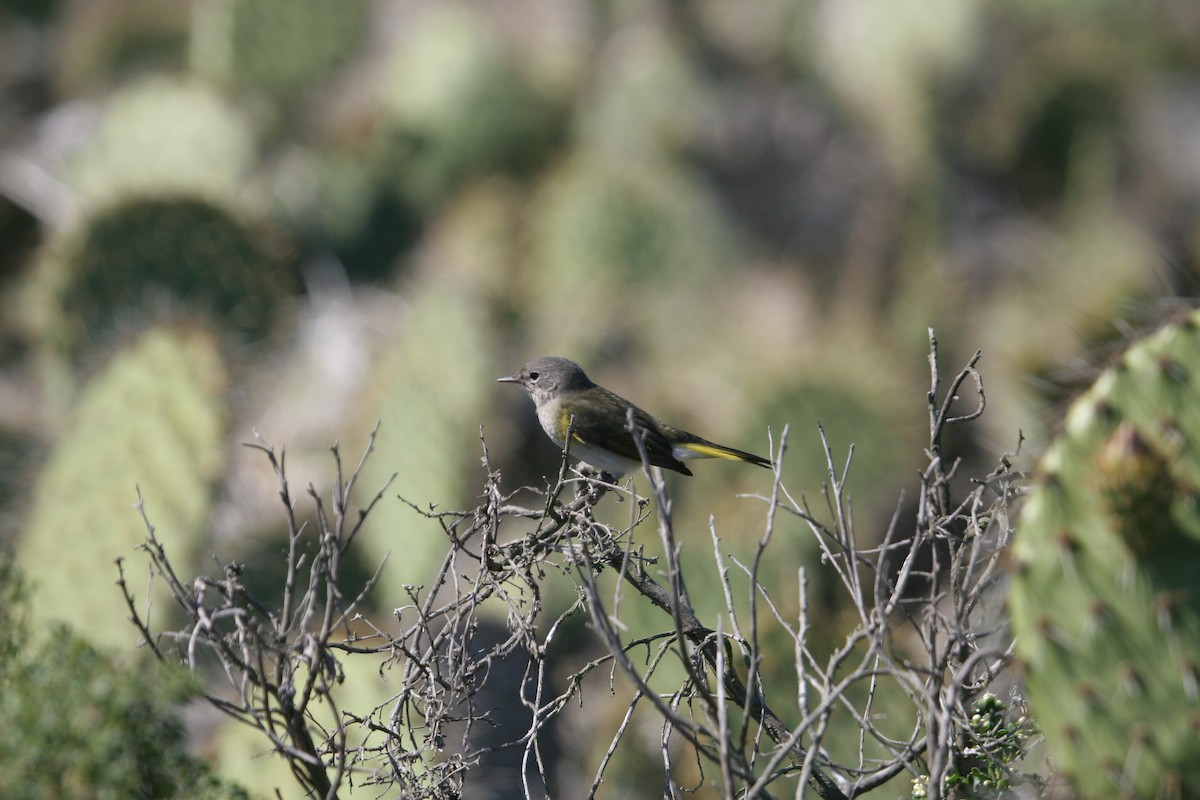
[570,468,622,505]
[582,472,611,505]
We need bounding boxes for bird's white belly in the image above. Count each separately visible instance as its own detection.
[536,398,638,475]
[568,440,640,475]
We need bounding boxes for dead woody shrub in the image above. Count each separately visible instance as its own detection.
[121,332,1037,799]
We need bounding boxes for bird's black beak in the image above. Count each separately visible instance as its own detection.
[496,374,520,384]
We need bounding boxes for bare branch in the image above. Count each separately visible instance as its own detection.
[123,333,1033,799]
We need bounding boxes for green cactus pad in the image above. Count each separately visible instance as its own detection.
[17,325,228,649]
[192,0,366,91]
[1010,312,1200,798]
[70,77,256,203]
[378,6,558,209]
[353,284,492,595]
[522,156,729,356]
[37,193,291,351]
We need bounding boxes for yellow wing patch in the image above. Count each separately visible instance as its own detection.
[557,406,581,442]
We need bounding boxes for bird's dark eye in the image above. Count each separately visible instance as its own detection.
[528,371,540,382]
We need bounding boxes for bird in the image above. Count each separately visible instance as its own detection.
[497,356,772,477]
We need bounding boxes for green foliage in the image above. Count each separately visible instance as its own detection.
[1010,311,1200,798]
[18,325,228,649]
[0,560,246,800]
[192,0,367,91]
[0,631,246,800]
[943,693,1037,796]
[910,693,1036,800]
[0,555,28,666]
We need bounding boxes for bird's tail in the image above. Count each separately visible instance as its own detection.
[675,438,773,468]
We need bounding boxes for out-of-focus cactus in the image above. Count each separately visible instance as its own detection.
[812,0,979,178]
[693,1,803,68]
[528,156,713,282]
[70,76,256,204]
[378,5,559,210]
[53,1,191,93]
[191,0,366,92]
[978,205,1160,445]
[689,323,921,614]
[17,324,228,649]
[419,178,523,309]
[758,380,910,508]
[269,141,421,283]
[523,156,729,357]
[575,22,707,160]
[2,0,63,22]
[22,76,276,359]
[1009,311,1200,797]
[352,283,492,595]
[274,144,383,245]
[31,192,291,355]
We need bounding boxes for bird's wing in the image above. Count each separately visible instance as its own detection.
[565,389,692,475]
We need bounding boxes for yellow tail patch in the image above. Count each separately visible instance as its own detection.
[679,442,751,462]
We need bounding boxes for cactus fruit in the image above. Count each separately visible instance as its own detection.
[17,324,228,649]
[1009,311,1200,797]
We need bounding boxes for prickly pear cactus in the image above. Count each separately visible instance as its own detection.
[33,193,290,354]
[378,5,557,209]
[70,76,256,204]
[1010,312,1200,798]
[524,156,727,356]
[192,0,366,92]
[353,283,492,595]
[17,324,228,649]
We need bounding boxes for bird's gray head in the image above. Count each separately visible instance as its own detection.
[497,356,595,405]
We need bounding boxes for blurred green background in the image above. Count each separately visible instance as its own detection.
[0,0,1198,796]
